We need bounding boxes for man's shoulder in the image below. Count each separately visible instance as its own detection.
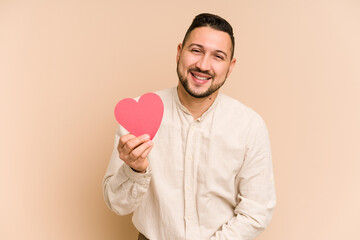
[218,93,265,124]
[154,87,175,98]
[132,88,174,102]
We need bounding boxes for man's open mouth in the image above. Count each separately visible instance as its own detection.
[191,72,212,81]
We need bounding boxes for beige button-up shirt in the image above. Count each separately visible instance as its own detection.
[103,87,276,240]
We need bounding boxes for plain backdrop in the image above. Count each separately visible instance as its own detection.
[1,0,360,239]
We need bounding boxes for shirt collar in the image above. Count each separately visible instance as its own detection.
[172,87,222,122]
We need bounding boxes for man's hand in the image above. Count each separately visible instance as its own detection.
[118,134,153,173]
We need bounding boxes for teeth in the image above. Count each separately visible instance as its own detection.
[192,73,209,80]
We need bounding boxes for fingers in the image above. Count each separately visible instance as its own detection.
[130,140,153,160]
[129,144,154,173]
[119,134,150,152]
[118,134,136,149]
[117,133,154,172]
[140,144,153,159]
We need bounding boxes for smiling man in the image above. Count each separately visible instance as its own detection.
[103,13,276,240]
[177,25,235,99]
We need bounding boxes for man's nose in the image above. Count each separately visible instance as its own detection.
[195,55,211,71]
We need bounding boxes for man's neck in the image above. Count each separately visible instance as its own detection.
[177,83,219,120]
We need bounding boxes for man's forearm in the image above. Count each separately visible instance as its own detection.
[210,195,275,240]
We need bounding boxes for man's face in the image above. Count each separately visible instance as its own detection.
[176,26,236,98]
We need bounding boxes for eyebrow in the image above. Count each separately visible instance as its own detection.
[188,43,228,59]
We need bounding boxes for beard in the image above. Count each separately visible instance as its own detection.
[176,63,228,99]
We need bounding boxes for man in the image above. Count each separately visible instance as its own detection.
[103,13,276,240]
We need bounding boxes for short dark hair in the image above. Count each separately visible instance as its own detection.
[182,13,235,59]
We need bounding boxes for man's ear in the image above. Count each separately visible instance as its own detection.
[227,58,237,78]
[176,43,182,64]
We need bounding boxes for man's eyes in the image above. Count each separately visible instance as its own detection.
[215,55,224,60]
[191,48,201,53]
[190,49,225,60]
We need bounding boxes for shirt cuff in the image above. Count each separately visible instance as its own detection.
[122,164,151,183]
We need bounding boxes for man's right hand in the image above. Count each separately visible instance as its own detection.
[117,133,153,173]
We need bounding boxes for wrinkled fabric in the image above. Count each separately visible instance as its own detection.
[103,87,276,240]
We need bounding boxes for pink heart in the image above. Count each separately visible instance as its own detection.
[114,93,164,140]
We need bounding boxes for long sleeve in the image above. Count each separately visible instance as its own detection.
[210,117,276,240]
[102,125,152,216]
[101,89,276,239]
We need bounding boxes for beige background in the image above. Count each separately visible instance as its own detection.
[1,0,359,239]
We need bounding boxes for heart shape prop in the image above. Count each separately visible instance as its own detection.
[114,93,164,140]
